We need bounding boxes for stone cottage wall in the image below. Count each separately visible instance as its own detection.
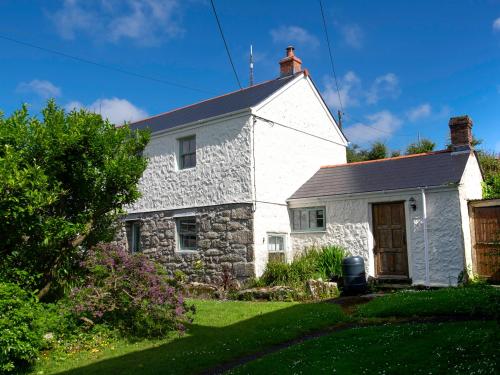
[114,203,255,284]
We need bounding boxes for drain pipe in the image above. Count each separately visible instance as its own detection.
[421,188,430,286]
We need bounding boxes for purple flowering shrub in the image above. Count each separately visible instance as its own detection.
[69,244,193,337]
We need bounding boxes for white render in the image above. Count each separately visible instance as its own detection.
[288,152,483,286]
[129,111,255,212]
[251,75,347,275]
[127,73,347,276]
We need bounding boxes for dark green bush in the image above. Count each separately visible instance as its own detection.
[0,282,43,373]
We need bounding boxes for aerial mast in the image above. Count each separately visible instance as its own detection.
[249,44,254,86]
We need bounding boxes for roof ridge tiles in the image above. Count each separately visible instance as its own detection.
[320,149,452,169]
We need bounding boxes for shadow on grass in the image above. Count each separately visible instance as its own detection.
[57,302,345,375]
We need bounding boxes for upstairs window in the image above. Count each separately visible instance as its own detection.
[177,217,197,251]
[127,221,141,253]
[179,136,196,169]
[291,207,325,232]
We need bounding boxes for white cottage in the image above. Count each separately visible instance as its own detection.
[117,47,482,287]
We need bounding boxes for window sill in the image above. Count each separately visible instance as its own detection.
[176,249,199,254]
[291,230,327,234]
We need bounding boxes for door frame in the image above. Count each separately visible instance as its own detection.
[370,200,411,279]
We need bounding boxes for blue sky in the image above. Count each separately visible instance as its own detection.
[1,0,499,152]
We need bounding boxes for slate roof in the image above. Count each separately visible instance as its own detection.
[289,150,471,200]
[129,74,298,133]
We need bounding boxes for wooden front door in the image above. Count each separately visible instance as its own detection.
[472,206,500,282]
[373,202,409,278]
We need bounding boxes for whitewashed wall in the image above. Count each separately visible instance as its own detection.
[252,75,347,276]
[128,113,254,213]
[289,186,468,286]
[457,152,483,271]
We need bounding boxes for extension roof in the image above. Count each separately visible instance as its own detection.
[129,74,299,133]
[289,150,472,200]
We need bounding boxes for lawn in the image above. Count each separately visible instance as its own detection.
[34,286,500,374]
[356,285,500,319]
[34,300,346,374]
[228,320,499,375]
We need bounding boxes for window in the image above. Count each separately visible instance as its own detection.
[291,207,325,231]
[177,217,197,251]
[179,136,196,169]
[268,234,286,263]
[127,221,141,253]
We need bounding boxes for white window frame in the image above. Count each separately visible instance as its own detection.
[178,135,196,170]
[267,233,287,262]
[291,207,326,232]
[177,216,198,252]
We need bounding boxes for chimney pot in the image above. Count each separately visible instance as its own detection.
[279,45,302,77]
[449,115,473,151]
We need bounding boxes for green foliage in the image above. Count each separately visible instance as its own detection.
[405,138,436,154]
[260,246,348,286]
[315,245,347,279]
[0,282,43,372]
[478,150,500,199]
[347,142,389,162]
[366,141,388,160]
[69,244,192,338]
[0,101,150,296]
[356,284,500,319]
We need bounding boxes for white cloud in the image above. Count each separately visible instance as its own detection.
[406,103,431,122]
[322,71,400,110]
[323,71,361,109]
[341,24,363,48]
[366,73,400,104]
[50,0,182,45]
[270,26,319,48]
[17,79,61,98]
[493,17,500,31]
[66,98,148,124]
[344,110,402,144]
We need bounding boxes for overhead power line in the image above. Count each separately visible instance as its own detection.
[0,33,212,94]
[209,0,242,89]
[342,112,414,138]
[319,0,344,115]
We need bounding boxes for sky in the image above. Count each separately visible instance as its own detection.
[1,0,499,153]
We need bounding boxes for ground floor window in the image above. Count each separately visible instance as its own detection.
[268,234,286,262]
[177,217,197,251]
[291,207,325,231]
[127,221,141,253]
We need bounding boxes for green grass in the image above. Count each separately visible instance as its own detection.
[356,285,500,319]
[34,300,346,374]
[229,320,500,375]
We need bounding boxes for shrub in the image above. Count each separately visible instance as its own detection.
[315,245,347,279]
[260,246,348,287]
[69,244,193,337]
[0,282,43,373]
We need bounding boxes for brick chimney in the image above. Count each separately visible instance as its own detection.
[449,115,473,151]
[279,46,302,77]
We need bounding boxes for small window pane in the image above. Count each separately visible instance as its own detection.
[179,136,196,169]
[178,217,197,251]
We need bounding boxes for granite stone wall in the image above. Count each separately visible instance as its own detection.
[114,203,255,284]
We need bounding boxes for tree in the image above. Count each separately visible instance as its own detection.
[0,101,150,298]
[346,144,368,163]
[406,139,436,155]
[477,150,500,199]
[367,142,388,160]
